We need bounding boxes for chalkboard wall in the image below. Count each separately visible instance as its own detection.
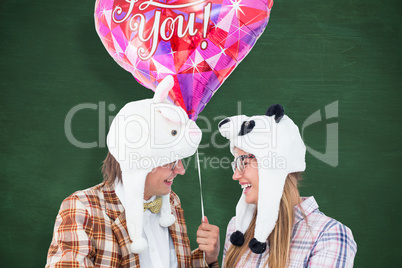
[1,0,401,267]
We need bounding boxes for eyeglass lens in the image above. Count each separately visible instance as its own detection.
[232,155,255,173]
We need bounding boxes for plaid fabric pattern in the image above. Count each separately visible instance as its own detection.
[222,196,357,268]
[46,182,218,268]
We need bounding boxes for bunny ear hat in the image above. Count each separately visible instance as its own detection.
[106,76,202,253]
[218,104,306,254]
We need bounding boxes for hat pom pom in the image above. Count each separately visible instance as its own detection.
[159,213,175,227]
[249,238,267,254]
[230,230,245,246]
[130,237,148,253]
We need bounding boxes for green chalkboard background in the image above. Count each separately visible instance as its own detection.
[1,0,401,267]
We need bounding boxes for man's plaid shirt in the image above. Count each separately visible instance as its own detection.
[46,182,218,268]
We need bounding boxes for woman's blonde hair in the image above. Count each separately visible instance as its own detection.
[101,152,122,185]
[224,172,302,268]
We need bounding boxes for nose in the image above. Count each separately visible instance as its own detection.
[232,167,242,181]
[173,160,185,175]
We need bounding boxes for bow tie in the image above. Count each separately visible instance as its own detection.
[143,197,162,213]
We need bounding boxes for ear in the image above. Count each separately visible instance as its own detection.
[265,104,284,123]
[157,105,185,124]
[153,75,174,103]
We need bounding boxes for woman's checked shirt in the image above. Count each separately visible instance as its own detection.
[222,196,357,267]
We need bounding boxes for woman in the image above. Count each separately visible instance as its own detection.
[218,104,357,267]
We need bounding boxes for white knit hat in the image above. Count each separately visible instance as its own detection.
[106,76,202,253]
[218,104,306,253]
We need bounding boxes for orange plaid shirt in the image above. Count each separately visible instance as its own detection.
[46,182,219,268]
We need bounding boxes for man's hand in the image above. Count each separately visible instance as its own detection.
[196,216,220,265]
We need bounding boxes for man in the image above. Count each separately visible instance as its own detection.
[46,76,220,267]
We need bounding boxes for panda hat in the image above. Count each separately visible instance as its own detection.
[107,76,202,253]
[218,104,306,254]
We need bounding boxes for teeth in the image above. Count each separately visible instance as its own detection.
[165,179,173,182]
[241,184,252,189]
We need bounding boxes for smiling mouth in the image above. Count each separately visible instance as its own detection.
[241,183,252,189]
[164,178,174,185]
[241,183,252,194]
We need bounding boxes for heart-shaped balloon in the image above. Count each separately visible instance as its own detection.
[95,0,273,120]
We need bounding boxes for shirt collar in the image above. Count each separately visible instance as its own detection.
[294,196,319,224]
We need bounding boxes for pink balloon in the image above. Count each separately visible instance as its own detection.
[95,0,273,120]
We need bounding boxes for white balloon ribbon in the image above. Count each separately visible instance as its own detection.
[196,149,206,261]
[196,149,205,219]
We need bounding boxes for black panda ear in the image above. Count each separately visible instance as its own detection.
[266,104,284,123]
[218,118,230,128]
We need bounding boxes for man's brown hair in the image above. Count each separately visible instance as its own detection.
[102,152,122,185]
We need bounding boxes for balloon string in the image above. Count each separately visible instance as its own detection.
[196,149,205,219]
[196,149,206,262]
